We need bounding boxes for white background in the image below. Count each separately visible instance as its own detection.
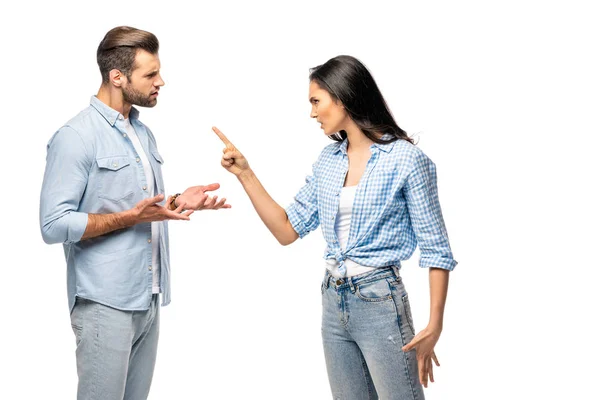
[1,1,599,399]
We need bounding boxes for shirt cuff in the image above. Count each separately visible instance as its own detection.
[419,256,458,271]
[285,206,310,239]
[66,211,89,244]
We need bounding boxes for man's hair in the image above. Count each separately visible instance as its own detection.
[97,26,159,83]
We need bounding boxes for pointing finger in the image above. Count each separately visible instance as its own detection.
[212,126,233,147]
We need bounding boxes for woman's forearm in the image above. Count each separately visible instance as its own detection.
[237,169,299,245]
[428,268,450,330]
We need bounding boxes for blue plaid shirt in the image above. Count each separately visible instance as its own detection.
[285,137,457,275]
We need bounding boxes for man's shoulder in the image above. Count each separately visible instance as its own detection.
[59,105,101,140]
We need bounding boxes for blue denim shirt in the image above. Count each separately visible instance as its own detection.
[40,96,171,312]
[286,137,457,275]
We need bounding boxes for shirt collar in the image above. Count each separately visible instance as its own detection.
[372,133,397,153]
[333,133,397,155]
[90,95,140,126]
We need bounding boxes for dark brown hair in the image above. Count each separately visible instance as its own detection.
[310,55,413,145]
[97,26,159,83]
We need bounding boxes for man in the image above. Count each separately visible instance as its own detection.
[39,26,227,400]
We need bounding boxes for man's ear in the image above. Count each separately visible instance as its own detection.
[109,69,124,87]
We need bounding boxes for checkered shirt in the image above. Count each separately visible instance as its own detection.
[285,137,457,276]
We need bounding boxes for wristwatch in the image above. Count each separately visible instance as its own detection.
[169,193,181,211]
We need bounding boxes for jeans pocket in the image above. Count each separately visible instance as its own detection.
[401,294,416,336]
[70,297,86,346]
[71,324,83,346]
[355,278,393,302]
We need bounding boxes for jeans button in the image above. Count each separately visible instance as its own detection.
[336,279,344,286]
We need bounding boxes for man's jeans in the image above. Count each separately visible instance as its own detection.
[70,294,160,400]
[321,267,425,400]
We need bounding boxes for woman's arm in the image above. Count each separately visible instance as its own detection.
[401,149,457,388]
[428,267,450,331]
[212,127,300,245]
[237,169,298,245]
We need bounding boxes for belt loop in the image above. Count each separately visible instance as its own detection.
[348,277,356,294]
[392,265,401,281]
[324,270,331,289]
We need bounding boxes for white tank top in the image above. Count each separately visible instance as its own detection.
[325,185,375,278]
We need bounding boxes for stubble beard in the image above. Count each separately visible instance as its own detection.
[122,85,157,108]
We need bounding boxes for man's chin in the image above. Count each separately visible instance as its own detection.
[135,100,158,108]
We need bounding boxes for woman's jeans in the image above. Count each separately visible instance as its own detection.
[321,267,425,400]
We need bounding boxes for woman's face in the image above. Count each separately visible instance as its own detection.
[309,80,349,136]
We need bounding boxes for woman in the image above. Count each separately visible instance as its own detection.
[213,55,457,400]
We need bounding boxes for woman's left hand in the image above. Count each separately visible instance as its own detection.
[401,325,442,388]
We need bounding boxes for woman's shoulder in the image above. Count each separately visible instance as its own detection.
[389,139,428,160]
[321,140,343,155]
[314,141,343,163]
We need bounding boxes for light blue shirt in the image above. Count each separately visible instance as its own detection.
[286,137,457,276]
[40,96,171,312]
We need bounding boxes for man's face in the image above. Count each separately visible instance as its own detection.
[122,50,164,107]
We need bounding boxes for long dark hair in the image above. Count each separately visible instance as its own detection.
[309,55,413,144]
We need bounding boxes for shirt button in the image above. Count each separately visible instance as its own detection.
[123,133,127,137]
[136,157,140,163]
[147,239,151,243]
[148,265,152,271]
[112,163,118,167]
[143,186,147,191]
[331,216,335,220]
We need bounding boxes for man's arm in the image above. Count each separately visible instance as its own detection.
[40,126,92,244]
[81,194,192,240]
[167,183,231,212]
[40,127,192,245]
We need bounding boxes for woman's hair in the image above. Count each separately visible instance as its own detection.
[309,55,413,144]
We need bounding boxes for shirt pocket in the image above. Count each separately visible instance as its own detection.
[367,168,400,207]
[96,155,135,202]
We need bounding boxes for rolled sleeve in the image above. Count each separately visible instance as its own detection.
[404,150,457,271]
[40,126,91,244]
[285,165,320,239]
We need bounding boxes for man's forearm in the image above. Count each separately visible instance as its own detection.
[80,210,136,241]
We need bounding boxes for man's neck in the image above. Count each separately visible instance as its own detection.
[97,85,133,119]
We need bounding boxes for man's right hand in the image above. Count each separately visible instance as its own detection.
[81,194,193,241]
[129,194,194,224]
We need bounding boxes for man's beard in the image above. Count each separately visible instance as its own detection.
[122,85,156,107]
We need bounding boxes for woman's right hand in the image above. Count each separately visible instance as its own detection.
[212,126,250,177]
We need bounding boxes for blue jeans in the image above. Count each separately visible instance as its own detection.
[70,295,160,400]
[321,267,425,400]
